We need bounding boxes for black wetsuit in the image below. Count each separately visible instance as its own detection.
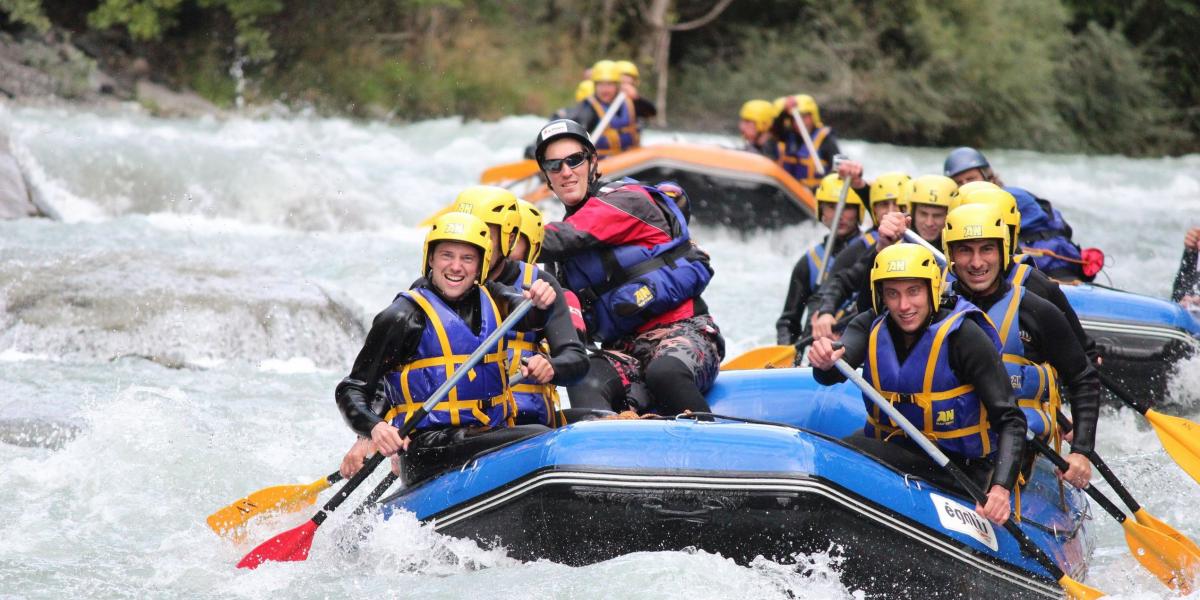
[335,281,566,484]
[1171,247,1199,302]
[776,227,869,345]
[954,280,1100,456]
[813,299,1027,492]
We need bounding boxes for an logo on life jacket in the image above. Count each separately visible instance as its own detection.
[634,285,654,307]
[887,260,907,272]
[963,225,984,238]
[935,409,955,425]
[930,493,998,551]
[1010,374,1023,389]
[1019,329,1032,343]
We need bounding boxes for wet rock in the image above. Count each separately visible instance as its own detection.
[0,132,40,219]
[135,80,221,118]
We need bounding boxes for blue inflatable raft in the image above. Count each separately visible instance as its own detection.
[1060,283,1200,403]
[380,368,1092,599]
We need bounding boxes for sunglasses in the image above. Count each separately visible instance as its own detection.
[540,151,590,173]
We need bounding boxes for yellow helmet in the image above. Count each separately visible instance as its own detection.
[942,203,1011,271]
[869,172,911,213]
[870,243,944,313]
[423,212,494,282]
[771,94,824,128]
[615,60,639,81]
[591,60,621,84]
[794,94,823,128]
[909,175,958,209]
[515,199,545,264]
[955,187,1020,251]
[453,185,521,256]
[815,174,865,224]
[575,80,595,103]
[739,99,776,133]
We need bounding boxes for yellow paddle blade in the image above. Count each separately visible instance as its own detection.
[720,345,795,371]
[417,203,458,228]
[1133,507,1200,558]
[1058,574,1105,600]
[1123,517,1198,593]
[1145,408,1200,487]
[206,476,334,535]
[480,159,539,185]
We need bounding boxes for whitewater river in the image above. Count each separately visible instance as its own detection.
[1,104,1199,599]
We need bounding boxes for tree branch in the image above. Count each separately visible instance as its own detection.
[669,0,735,32]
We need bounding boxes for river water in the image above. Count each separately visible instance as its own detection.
[1,104,1198,598]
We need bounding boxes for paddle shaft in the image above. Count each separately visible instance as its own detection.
[833,359,1076,582]
[346,370,530,518]
[1097,370,1152,413]
[311,300,533,525]
[590,90,628,143]
[903,230,947,265]
[789,107,825,176]
[817,176,851,286]
[1025,431,1127,524]
[1055,410,1144,514]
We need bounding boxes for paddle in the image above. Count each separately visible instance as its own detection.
[721,313,856,371]
[833,358,1105,599]
[236,299,534,569]
[817,159,851,286]
[789,107,825,177]
[479,159,540,186]
[903,230,947,266]
[590,90,628,142]
[207,471,343,536]
[1097,370,1200,487]
[1026,431,1196,592]
[1055,411,1200,558]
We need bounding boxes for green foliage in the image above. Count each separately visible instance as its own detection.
[0,0,50,32]
[88,0,183,41]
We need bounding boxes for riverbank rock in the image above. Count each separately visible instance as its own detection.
[135,80,220,118]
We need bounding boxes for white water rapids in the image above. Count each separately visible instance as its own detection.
[1,104,1199,598]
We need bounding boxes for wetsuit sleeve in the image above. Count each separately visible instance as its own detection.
[1024,269,1096,361]
[634,97,657,119]
[334,297,425,437]
[573,100,601,132]
[815,242,875,317]
[1171,247,1200,302]
[819,131,840,166]
[1022,294,1100,455]
[776,256,814,344]
[811,311,875,385]
[947,319,1026,491]
[533,269,589,386]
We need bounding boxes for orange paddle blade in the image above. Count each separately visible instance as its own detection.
[721,345,795,371]
[1146,409,1200,487]
[480,159,539,185]
[206,475,335,535]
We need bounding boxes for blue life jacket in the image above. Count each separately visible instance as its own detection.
[564,184,713,344]
[804,230,876,290]
[586,95,640,157]
[775,126,831,188]
[1005,186,1083,277]
[504,262,561,427]
[382,287,511,429]
[983,284,1059,439]
[863,300,1002,458]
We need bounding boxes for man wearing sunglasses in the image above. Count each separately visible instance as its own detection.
[532,119,724,418]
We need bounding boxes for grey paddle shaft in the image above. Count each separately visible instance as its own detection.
[817,175,851,286]
[789,107,825,176]
[903,230,947,264]
[398,299,534,437]
[590,90,628,143]
[833,359,950,467]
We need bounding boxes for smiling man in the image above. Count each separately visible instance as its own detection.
[807,243,1026,526]
[532,119,722,418]
[334,212,558,485]
[942,204,1100,489]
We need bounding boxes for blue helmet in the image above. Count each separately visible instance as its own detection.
[943,147,990,178]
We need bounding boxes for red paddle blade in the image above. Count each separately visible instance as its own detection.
[236,520,319,569]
